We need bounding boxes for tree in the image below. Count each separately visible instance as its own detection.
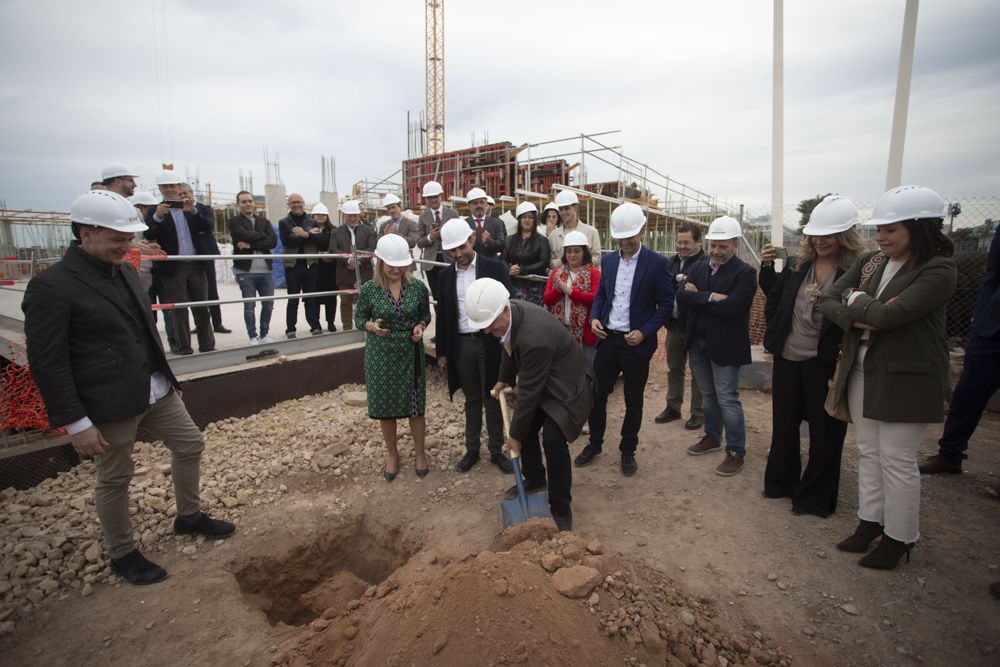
[797,193,832,228]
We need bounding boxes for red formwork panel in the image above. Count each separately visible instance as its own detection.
[403,142,517,206]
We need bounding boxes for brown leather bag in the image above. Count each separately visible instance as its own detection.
[824,348,851,422]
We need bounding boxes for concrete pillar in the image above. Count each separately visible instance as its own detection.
[319,191,340,226]
[264,184,287,227]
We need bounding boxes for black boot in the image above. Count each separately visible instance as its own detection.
[858,535,913,570]
[110,549,168,585]
[836,519,883,553]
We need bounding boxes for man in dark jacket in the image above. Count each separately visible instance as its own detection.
[471,285,597,532]
[278,192,324,337]
[436,219,514,473]
[178,183,230,335]
[678,216,758,476]
[228,190,277,344]
[23,190,234,586]
[655,223,707,429]
[330,200,377,330]
[465,187,506,257]
[144,170,217,355]
[577,203,673,477]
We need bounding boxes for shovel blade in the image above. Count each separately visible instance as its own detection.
[500,491,553,528]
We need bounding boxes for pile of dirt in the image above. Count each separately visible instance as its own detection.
[271,520,787,667]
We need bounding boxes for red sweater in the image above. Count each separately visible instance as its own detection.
[543,264,601,347]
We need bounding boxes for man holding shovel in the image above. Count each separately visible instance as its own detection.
[467,278,597,532]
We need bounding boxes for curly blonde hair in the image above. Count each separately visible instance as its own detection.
[793,228,869,271]
[373,258,414,290]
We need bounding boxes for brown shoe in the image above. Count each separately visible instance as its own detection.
[918,455,962,475]
[715,453,745,476]
[687,435,721,456]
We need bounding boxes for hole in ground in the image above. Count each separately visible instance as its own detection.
[233,513,420,627]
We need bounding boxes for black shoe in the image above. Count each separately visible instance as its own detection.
[286,330,297,339]
[110,549,168,586]
[503,479,547,500]
[199,347,216,353]
[455,451,480,472]
[654,407,681,424]
[173,511,236,538]
[310,328,323,336]
[858,536,913,570]
[553,513,573,532]
[384,467,397,482]
[168,338,180,354]
[213,326,232,334]
[791,506,830,518]
[574,444,602,467]
[415,466,429,478]
[327,324,338,332]
[179,349,194,356]
[684,416,704,430]
[621,454,638,476]
[490,454,514,474]
[836,519,883,553]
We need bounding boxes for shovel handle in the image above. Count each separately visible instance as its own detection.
[493,387,513,442]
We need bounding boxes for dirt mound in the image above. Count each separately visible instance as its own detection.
[270,522,785,667]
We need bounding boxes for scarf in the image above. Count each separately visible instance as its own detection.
[548,265,593,345]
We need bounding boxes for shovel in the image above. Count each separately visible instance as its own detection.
[493,387,552,528]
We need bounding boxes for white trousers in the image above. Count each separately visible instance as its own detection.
[847,349,927,543]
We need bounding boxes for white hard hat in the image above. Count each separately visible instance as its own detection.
[70,190,148,233]
[312,203,330,216]
[543,202,559,213]
[486,196,495,205]
[610,202,646,239]
[863,185,945,226]
[555,190,579,207]
[155,169,182,186]
[441,217,473,250]
[128,191,159,206]
[383,193,402,208]
[374,234,413,267]
[101,164,137,180]
[704,216,741,240]
[465,278,510,329]
[515,201,538,218]
[563,230,590,248]
[466,187,488,202]
[341,200,361,215]
[803,195,858,235]
[422,180,444,198]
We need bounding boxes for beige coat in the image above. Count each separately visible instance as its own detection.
[818,250,957,423]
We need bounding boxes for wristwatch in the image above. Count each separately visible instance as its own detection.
[841,287,856,302]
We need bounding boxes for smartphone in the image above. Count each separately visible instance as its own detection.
[774,247,788,259]
[163,200,184,209]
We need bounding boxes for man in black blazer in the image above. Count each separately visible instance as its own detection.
[677,216,758,476]
[472,286,597,532]
[330,200,378,330]
[179,183,230,334]
[23,190,234,586]
[144,170,217,355]
[436,219,514,474]
[921,230,1000,475]
[577,203,674,477]
[228,190,278,343]
[465,187,506,257]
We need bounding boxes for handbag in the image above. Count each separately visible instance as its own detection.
[824,348,851,422]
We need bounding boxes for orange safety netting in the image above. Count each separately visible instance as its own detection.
[0,356,51,432]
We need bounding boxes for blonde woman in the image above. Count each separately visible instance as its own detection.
[355,235,432,481]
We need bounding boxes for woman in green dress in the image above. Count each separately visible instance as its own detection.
[355,234,432,481]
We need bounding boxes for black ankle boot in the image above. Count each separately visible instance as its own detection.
[858,535,913,570]
[836,519,883,553]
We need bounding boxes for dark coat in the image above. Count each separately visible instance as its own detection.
[499,301,597,442]
[436,254,513,398]
[278,214,323,268]
[466,215,507,256]
[503,233,551,287]
[143,203,217,274]
[677,255,757,367]
[668,249,706,331]
[22,244,178,428]
[971,231,1000,339]
[591,245,674,360]
[228,213,277,272]
[760,258,845,365]
[330,223,378,287]
[819,251,957,423]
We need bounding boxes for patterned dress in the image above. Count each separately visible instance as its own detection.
[354,278,432,420]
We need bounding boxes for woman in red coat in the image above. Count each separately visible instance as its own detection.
[543,230,601,363]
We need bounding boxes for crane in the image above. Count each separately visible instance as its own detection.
[425,1,445,156]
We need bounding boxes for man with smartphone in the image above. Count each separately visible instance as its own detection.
[144,170,217,355]
[416,180,458,336]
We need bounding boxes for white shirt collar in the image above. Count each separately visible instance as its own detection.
[500,309,513,346]
[457,253,477,273]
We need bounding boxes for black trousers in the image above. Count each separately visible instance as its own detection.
[763,354,847,516]
[454,334,503,455]
[426,264,443,328]
[285,263,320,332]
[936,333,1000,463]
[161,262,214,353]
[588,332,650,454]
[520,409,572,518]
[316,260,338,328]
[203,260,223,329]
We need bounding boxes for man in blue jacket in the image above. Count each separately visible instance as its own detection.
[678,216,758,476]
[576,203,673,476]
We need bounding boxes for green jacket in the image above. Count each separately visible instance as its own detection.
[818,250,957,423]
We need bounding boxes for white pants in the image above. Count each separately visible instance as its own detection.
[847,348,927,543]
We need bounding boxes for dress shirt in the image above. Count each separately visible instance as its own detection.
[456,255,478,334]
[607,245,643,332]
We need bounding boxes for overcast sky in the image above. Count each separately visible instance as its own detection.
[1,0,998,220]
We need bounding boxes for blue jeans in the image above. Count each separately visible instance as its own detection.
[235,272,274,339]
[687,337,746,456]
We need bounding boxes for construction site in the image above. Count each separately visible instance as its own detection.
[2,2,999,667]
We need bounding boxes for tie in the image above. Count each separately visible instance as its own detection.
[435,211,441,226]
[476,219,484,241]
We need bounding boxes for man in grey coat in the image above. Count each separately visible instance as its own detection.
[468,279,597,532]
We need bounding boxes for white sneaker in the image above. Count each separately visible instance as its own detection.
[249,337,260,346]
[260,336,274,344]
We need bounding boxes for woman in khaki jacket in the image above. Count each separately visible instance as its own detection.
[818,186,956,570]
